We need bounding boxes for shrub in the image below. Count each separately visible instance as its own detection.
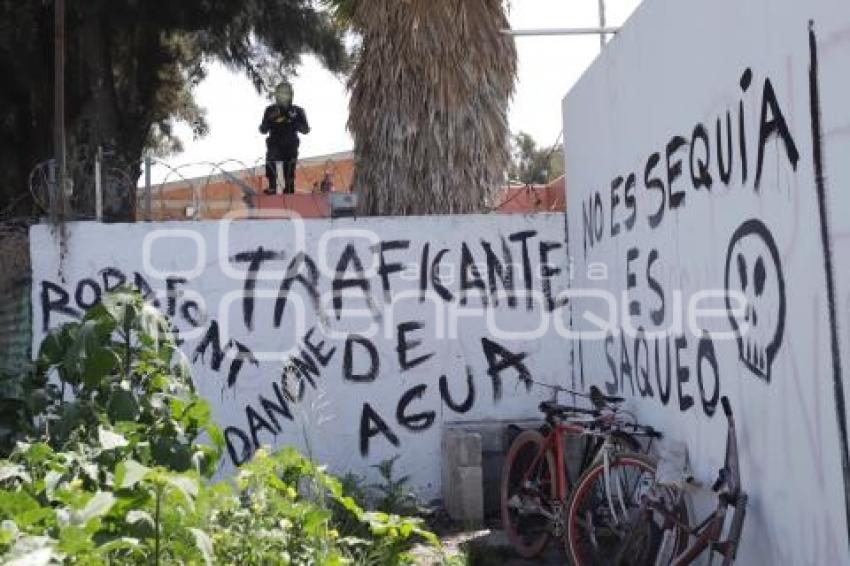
[0,288,439,565]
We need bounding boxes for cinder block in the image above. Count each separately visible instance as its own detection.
[442,421,545,521]
[442,430,484,524]
[456,465,484,525]
[442,430,482,467]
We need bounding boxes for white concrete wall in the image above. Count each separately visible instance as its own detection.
[30,213,570,497]
[564,0,850,562]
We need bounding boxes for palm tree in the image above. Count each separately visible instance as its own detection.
[327,1,517,215]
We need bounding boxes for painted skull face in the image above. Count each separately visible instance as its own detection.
[724,219,786,381]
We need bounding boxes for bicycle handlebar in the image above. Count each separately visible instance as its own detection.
[612,421,662,439]
[538,401,598,418]
[721,395,732,418]
[589,385,624,407]
[712,468,727,492]
[525,379,624,407]
[713,397,737,495]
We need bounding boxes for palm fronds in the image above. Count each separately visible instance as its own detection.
[330,0,517,215]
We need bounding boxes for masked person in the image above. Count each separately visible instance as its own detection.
[259,82,310,194]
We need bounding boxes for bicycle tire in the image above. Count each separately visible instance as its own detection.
[565,452,660,566]
[500,429,558,558]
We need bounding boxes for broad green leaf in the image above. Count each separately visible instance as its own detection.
[182,400,211,425]
[80,461,99,483]
[15,506,55,529]
[125,509,154,527]
[0,519,18,545]
[189,527,214,565]
[303,508,330,535]
[58,524,96,554]
[43,471,62,501]
[170,397,187,418]
[38,328,71,367]
[73,491,115,524]
[207,423,225,449]
[107,388,140,422]
[0,490,41,516]
[164,474,198,505]
[115,459,151,489]
[139,304,170,346]
[151,438,192,472]
[98,427,129,450]
[20,443,55,466]
[94,536,140,557]
[84,348,119,386]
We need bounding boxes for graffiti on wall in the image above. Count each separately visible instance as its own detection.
[724,219,786,381]
[563,0,850,562]
[573,62,799,418]
[31,214,571,491]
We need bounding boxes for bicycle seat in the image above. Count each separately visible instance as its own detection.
[589,385,624,408]
[538,401,597,418]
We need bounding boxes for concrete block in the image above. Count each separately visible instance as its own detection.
[442,421,546,520]
[456,466,484,525]
[442,430,482,467]
[442,429,484,524]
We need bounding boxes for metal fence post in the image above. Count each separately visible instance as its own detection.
[598,0,607,49]
[144,155,152,221]
[54,0,67,220]
[95,146,103,221]
[275,161,284,195]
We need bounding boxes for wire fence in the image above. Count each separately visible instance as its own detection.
[23,153,354,222]
[18,142,563,223]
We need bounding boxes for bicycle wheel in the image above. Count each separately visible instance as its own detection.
[501,429,558,558]
[565,452,660,566]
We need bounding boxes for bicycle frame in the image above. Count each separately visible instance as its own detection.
[504,383,664,561]
[519,420,589,505]
[518,414,626,516]
[648,396,747,566]
[648,489,747,565]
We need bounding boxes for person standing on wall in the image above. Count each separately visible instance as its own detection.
[260,81,310,195]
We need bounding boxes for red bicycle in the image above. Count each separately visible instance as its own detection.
[611,396,747,566]
[500,384,662,560]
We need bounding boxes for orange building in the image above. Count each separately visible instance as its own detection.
[138,151,565,220]
[497,175,566,214]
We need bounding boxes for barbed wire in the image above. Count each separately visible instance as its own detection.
[20,146,559,222]
[17,154,337,222]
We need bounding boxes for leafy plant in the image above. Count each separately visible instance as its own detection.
[370,455,425,517]
[0,288,440,564]
[33,287,223,476]
[0,439,209,564]
[204,447,438,565]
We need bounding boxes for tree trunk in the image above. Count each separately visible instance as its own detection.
[67,0,136,221]
[347,0,517,216]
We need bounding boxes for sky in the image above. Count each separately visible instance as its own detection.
[154,0,642,181]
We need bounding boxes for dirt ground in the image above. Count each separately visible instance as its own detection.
[412,516,566,565]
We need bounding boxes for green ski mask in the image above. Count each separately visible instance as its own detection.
[274,83,294,107]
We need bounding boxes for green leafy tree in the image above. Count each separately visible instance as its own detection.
[0,289,441,564]
[325,0,517,215]
[0,1,348,220]
[508,131,564,185]
[33,288,222,474]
